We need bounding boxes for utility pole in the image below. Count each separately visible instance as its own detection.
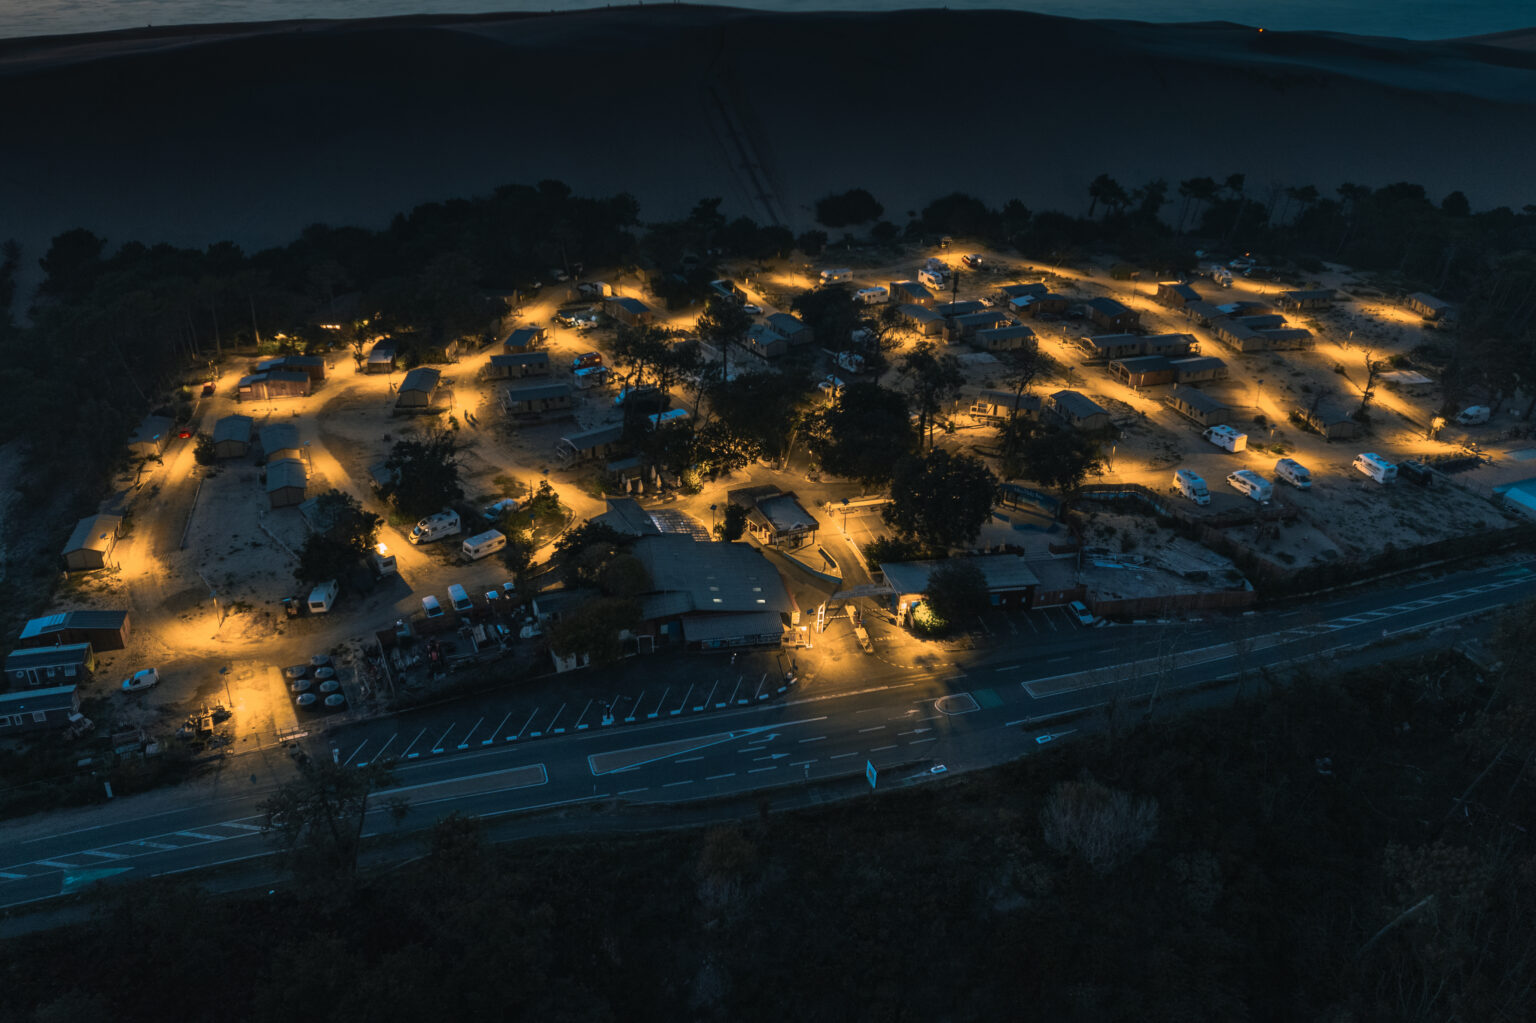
[249,294,262,347]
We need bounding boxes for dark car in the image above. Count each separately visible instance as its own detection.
[1399,460,1435,487]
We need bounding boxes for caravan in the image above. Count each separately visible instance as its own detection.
[1173,469,1211,506]
[307,579,339,614]
[819,268,854,287]
[1354,452,1398,484]
[854,286,888,305]
[574,365,610,389]
[1274,457,1312,490]
[1203,424,1248,452]
[462,529,507,561]
[1227,469,1273,503]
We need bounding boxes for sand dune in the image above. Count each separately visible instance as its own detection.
[1,5,1533,271]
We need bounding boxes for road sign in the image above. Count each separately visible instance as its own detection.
[866,760,877,789]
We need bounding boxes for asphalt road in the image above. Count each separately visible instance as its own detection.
[1,556,1531,913]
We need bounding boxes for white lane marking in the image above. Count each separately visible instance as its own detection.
[674,756,704,764]
[898,728,932,736]
[830,752,858,759]
[618,787,649,796]
[748,766,778,774]
[789,760,816,767]
[908,737,938,744]
[0,871,28,879]
[222,822,264,832]
[662,779,695,788]
[706,773,737,781]
[798,735,827,743]
[377,762,548,798]
[176,831,224,841]
[78,850,128,860]
[135,841,178,850]
[858,726,885,734]
[869,745,897,752]
[35,860,78,869]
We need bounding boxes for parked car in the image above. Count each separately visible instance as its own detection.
[1068,601,1097,626]
[121,668,160,692]
[962,253,984,269]
[200,381,215,396]
[741,303,762,315]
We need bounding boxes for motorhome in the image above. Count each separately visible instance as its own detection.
[1173,469,1211,506]
[819,268,854,287]
[854,286,888,305]
[462,529,508,561]
[1203,424,1248,452]
[648,408,689,427]
[835,351,866,374]
[370,542,398,575]
[918,267,951,291]
[1209,265,1234,287]
[307,579,339,614]
[409,509,461,545]
[1456,405,1491,426]
[1273,457,1312,490]
[1353,452,1398,484]
[1227,469,1274,503]
[422,594,444,619]
[448,584,473,614]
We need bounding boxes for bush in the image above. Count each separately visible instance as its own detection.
[1040,776,1159,875]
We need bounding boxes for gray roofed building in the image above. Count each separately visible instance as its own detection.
[1108,355,1175,388]
[605,296,655,326]
[1168,385,1234,426]
[881,556,1040,612]
[999,282,1049,302]
[1155,282,1203,308]
[502,326,547,351]
[743,323,789,360]
[17,609,131,651]
[484,351,552,380]
[365,340,396,373]
[1406,292,1451,319]
[212,414,254,459]
[1169,356,1228,383]
[631,534,791,648]
[973,323,1036,352]
[127,415,175,458]
[555,423,625,464]
[947,310,1014,342]
[259,423,302,464]
[896,304,945,337]
[62,513,122,571]
[766,312,811,346]
[395,367,441,411]
[728,486,818,550]
[501,379,574,417]
[1048,390,1111,430]
[934,300,987,319]
[266,458,308,508]
[890,280,936,306]
[970,390,1042,423]
[1087,296,1139,330]
[591,498,661,537]
[1275,288,1336,310]
[5,643,94,689]
[0,685,81,735]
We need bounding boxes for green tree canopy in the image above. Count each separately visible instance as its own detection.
[808,382,915,485]
[815,188,885,228]
[899,343,966,447]
[259,756,405,888]
[883,447,999,550]
[790,284,859,353]
[921,559,990,631]
[294,489,382,586]
[547,596,641,665]
[382,428,464,520]
[999,419,1102,492]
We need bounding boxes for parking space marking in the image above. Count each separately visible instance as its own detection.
[458,717,483,749]
[513,707,539,741]
[431,723,456,754]
[399,728,426,759]
[343,740,368,766]
[573,700,593,729]
[487,710,513,744]
[547,703,567,734]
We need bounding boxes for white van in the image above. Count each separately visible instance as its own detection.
[819,268,853,287]
[1227,469,1273,503]
[448,584,473,614]
[1274,457,1312,490]
[918,267,951,291]
[409,509,461,545]
[1455,405,1491,426]
[1203,424,1248,452]
[1354,452,1398,484]
[462,529,507,561]
[854,286,888,305]
[422,594,444,619]
[1173,469,1210,506]
[307,579,339,614]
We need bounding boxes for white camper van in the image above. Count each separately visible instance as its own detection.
[1273,457,1312,490]
[422,594,444,619]
[1455,405,1491,426]
[819,268,854,287]
[307,579,339,614]
[1173,469,1211,506]
[1227,469,1274,503]
[1353,452,1398,484]
[918,267,951,291]
[1203,424,1249,452]
[448,584,473,614]
[854,286,888,305]
[462,529,507,561]
[410,509,462,545]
